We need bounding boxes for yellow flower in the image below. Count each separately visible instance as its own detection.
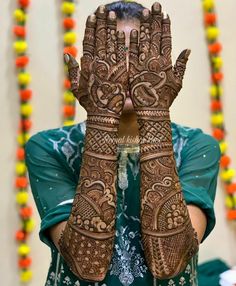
[25,218,36,233]
[16,192,29,205]
[220,169,235,182]
[16,162,27,175]
[61,2,75,15]
[17,133,30,146]
[219,141,228,154]
[64,32,77,45]
[212,56,223,69]
[13,41,28,54]
[225,196,234,209]
[64,120,75,126]
[211,113,224,126]
[20,270,33,282]
[18,244,31,256]
[202,0,215,11]
[206,27,219,40]
[21,103,33,117]
[64,91,75,103]
[18,72,31,85]
[14,9,27,23]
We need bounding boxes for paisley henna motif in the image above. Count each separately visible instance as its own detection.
[129,3,199,279]
[59,6,128,282]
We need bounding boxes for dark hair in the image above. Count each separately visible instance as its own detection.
[105,1,145,20]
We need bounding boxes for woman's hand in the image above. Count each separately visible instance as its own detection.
[65,5,128,121]
[129,2,190,112]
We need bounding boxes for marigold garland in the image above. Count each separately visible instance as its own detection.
[61,0,77,126]
[13,0,35,283]
[202,0,236,220]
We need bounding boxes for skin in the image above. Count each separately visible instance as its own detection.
[49,2,207,281]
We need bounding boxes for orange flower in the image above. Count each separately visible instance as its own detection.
[226,183,236,194]
[204,13,216,25]
[17,148,25,160]
[227,210,236,220]
[212,72,223,82]
[15,230,26,241]
[18,257,32,268]
[64,105,76,117]
[208,42,222,54]
[19,89,32,101]
[15,177,28,189]
[64,79,71,89]
[20,206,33,219]
[211,100,222,111]
[18,0,30,8]
[63,18,76,29]
[220,155,231,168]
[19,119,32,131]
[15,56,29,68]
[13,26,26,37]
[212,128,224,140]
[64,46,77,58]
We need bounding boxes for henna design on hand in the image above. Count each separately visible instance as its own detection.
[128,2,199,279]
[59,6,128,282]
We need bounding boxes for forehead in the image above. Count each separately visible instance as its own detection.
[117,19,140,34]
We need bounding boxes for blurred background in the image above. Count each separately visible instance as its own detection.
[0,0,236,285]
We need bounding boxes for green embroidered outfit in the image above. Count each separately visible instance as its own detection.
[25,121,220,286]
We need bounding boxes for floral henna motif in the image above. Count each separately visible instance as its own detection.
[128,3,198,279]
[59,6,128,282]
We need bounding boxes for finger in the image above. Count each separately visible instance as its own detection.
[83,14,96,60]
[150,2,163,56]
[107,11,117,64]
[129,29,139,74]
[139,9,151,64]
[95,5,107,59]
[173,49,191,83]
[64,53,80,98]
[117,31,126,62]
[161,13,172,64]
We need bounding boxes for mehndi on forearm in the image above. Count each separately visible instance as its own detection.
[59,116,119,282]
[138,110,199,279]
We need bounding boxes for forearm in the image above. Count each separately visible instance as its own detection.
[59,115,119,282]
[138,110,199,279]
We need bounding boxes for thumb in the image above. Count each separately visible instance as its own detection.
[173,49,191,83]
[64,53,80,98]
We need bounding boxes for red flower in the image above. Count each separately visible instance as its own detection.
[204,13,217,25]
[18,257,32,268]
[15,177,28,189]
[20,206,33,219]
[211,100,222,111]
[212,72,224,83]
[226,183,236,194]
[15,230,26,241]
[220,155,231,168]
[19,119,32,131]
[208,42,222,54]
[212,128,224,140]
[64,79,71,89]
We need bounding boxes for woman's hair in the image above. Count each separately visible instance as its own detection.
[105,1,145,20]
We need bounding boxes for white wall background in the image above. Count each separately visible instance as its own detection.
[1,0,236,285]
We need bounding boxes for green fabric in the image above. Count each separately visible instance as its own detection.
[25,121,221,286]
[198,259,230,286]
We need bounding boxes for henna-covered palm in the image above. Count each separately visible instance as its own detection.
[59,6,128,282]
[129,3,199,279]
[129,2,190,112]
[66,7,127,121]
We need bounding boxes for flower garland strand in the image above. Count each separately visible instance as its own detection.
[202,0,236,219]
[61,0,77,125]
[13,0,35,283]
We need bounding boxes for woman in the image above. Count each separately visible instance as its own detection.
[26,1,221,285]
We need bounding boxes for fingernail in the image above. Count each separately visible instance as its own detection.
[99,5,105,13]
[64,53,70,64]
[131,30,138,37]
[143,9,149,17]
[186,49,191,59]
[163,11,168,19]
[153,2,162,13]
[90,14,96,22]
